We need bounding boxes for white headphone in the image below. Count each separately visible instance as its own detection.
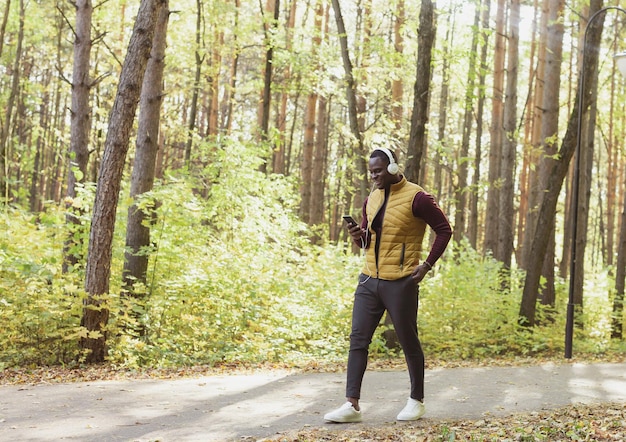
[373,147,399,175]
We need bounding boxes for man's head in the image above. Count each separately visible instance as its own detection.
[369,148,401,190]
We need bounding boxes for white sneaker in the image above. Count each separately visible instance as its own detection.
[397,398,425,421]
[324,401,362,423]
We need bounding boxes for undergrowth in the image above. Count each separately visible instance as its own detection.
[1,163,624,370]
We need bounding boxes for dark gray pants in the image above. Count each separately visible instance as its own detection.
[346,274,424,401]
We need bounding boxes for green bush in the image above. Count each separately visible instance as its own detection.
[1,141,624,369]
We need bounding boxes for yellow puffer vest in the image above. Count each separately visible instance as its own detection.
[362,177,427,280]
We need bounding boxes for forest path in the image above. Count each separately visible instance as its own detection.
[1,362,625,441]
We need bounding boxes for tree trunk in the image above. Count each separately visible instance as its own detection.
[81,0,164,363]
[537,0,564,307]
[272,0,296,175]
[519,0,604,327]
[258,0,279,173]
[469,0,490,250]
[63,0,93,273]
[405,0,434,185]
[331,0,365,206]
[0,0,24,202]
[454,5,477,244]
[184,0,203,166]
[391,0,405,131]
[122,1,169,335]
[496,0,519,269]
[520,0,548,270]
[483,0,506,256]
[0,0,11,58]
[612,170,626,339]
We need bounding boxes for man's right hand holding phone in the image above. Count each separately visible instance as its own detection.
[343,215,365,241]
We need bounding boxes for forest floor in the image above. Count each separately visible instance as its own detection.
[1,356,625,441]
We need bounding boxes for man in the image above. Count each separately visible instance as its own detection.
[324,147,452,423]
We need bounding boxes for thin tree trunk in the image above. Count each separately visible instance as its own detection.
[496,0,519,269]
[520,0,548,269]
[0,0,10,58]
[122,1,169,335]
[258,0,279,173]
[272,0,296,175]
[63,0,93,272]
[184,0,203,166]
[612,169,626,339]
[81,0,164,363]
[331,0,365,207]
[455,5,476,244]
[484,0,506,256]
[0,0,25,202]
[391,0,405,131]
[519,0,604,327]
[469,0,490,250]
[537,0,564,307]
[405,0,435,184]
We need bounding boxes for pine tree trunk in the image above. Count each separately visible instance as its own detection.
[405,0,434,184]
[496,0,519,269]
[519,0,604,327]
[82,0,164,363]
[484,0,505,256]
[63,0,93,273]
[122,1,169,335]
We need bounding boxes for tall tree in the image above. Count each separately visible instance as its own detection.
[184,0,203,166]
[258,0,280,173]
[520,0,548,270]
[483,0,506,256]
[519,0,604,327]
[0,0,25,201]
[496,0,520,269]
[331,0,365,204]
[612,168,626,338]
[299,0,322,223]
[81,0,165,363]
[309,2,330,233]
[63,0,93,273]
[0,0,11,58]
[122,1,170,335]
[391,0,405,131]
[405,0,435,184]
[469,0,490,249]
[454,3,476,244]
[536,0,565,308]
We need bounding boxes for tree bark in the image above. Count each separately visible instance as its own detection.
[405,0,434,185]
[496,0,519,269]
[454,5,477,244]
[537,0,564,307]
[483,0,506,256]
[63,0,93,272]
[81,0,164,363]
[0,0,24,202]
[519,0,604,327]
[184,0,203,166]
[122,1,169,335]
[612,170,626,339]
[331,0,365,204]
[258,0,279,173]
[469,0,490,250]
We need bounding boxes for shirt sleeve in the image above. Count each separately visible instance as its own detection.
[412,191,453,267]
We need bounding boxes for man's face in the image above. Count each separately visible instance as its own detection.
[368,156,394,189]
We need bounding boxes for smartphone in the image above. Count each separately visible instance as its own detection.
[342,215,357,227]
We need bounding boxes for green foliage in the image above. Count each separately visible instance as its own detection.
[0,208,85,367]
[1,143,624,368]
